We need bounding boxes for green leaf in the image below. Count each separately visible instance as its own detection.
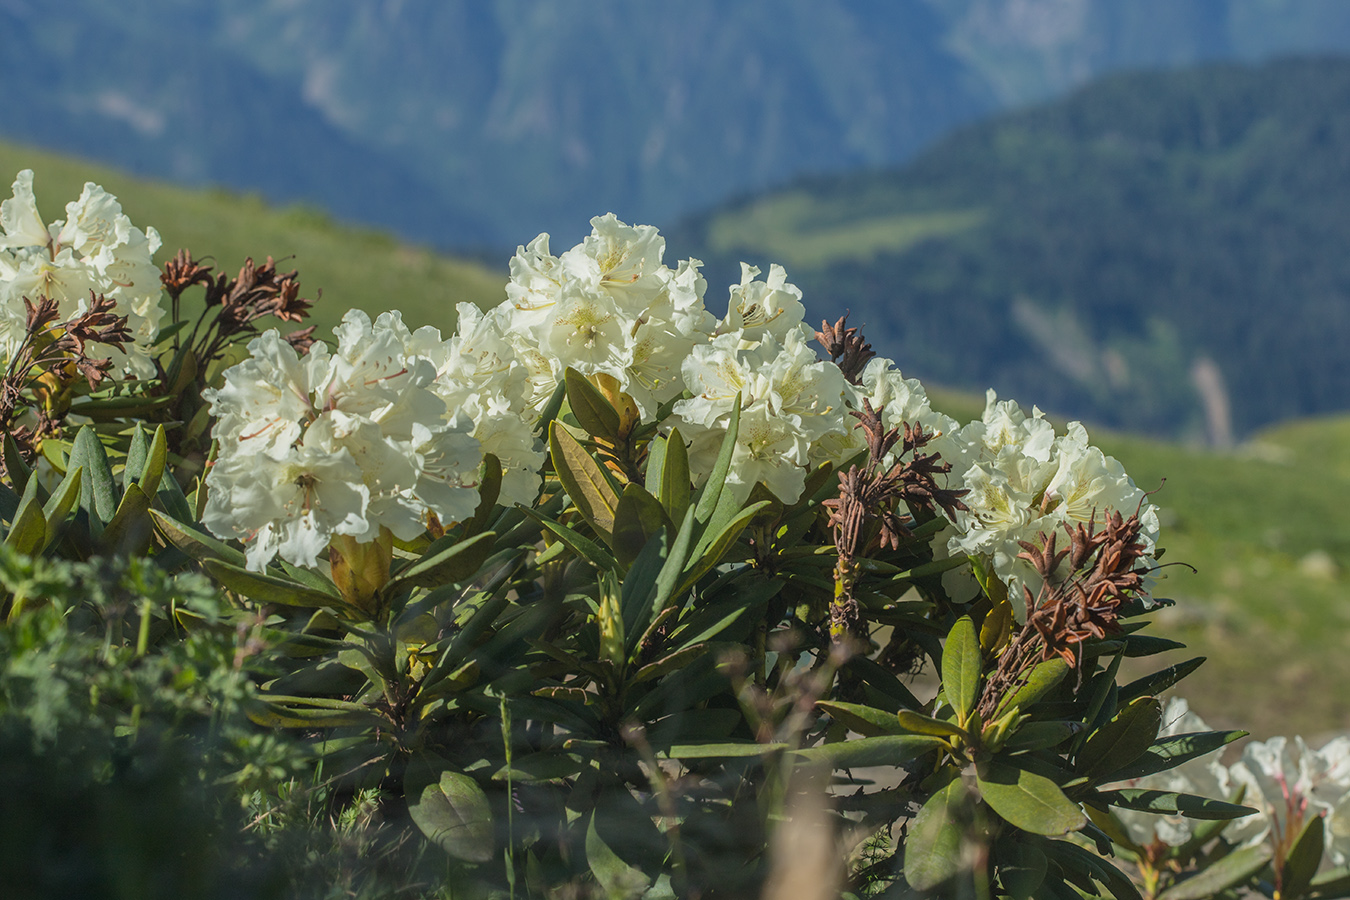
[464,453,502,537]
[40,466,82,552]
[564,367,622,441]
[1004,721,1079,753]
[896,710,968,742]
[389,531,496,592]
[98,484,153,551]
[657,426,691,523]
[407,758,495,863]
[817,700,917,737]
[148,508,248,567]
[521,507,618,572]
[67,393,175,420]
[3,490,46,556]
[997,839,1048,900]
[1122,633,1187,657]
[2,433,32,492]
[612,482,669,567]
[679,499,772,595]
[204,559,343,608]
[68,425,117,534]
[585,810,652,900]
[1097,789,1258,820]
[124,424,150,492]
[1157,844,1271,900]
[1043,838,1142,900]
[549,420,619,537]
[1078,696,1162,781]
[1310,866,1350,897]
[0,483,18,523]
[905,769,967,891]
[631,641,719,685]
[1284,812,1326,900]
[1107,730,1247,781]
[794,734,945,768]
[976,759,1086,836]
[1119,657,1207,703]
[665,742,785,759]
[620,527,667,647]
[942,616,982,726]
[692,395,740,525]
[997,658,1070,716]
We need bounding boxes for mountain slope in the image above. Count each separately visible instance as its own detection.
[677,58,1350,440]
[7,1,1350,246]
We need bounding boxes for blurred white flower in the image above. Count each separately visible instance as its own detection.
[0,170,164,377]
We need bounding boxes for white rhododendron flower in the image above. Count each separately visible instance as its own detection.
[0,170,164,376]
[204,310,481,570]
[673,328,847,504]
[1111,698,1230,848]
[933,390,1160,604]
[500,213,714,417]
[717,262,809,344]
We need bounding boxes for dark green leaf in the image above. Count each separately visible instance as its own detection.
[657,426,691,522]
[389,531,496,592]
[613,482,669,567]
[1310,866,1350,897]
[1044,838,1142,900]
[1284,812,1326,899]
[997,839,1048,900]
[942,616,982,726]
[1079,696,1162,781]
[977,759,1086,835]
[585,810,652,899]
[204,559,343,608]
[1157,844,1272,900]
[1098,789,1258,820]
[407,758,495,863]
[692,395,739,525]
[3,490,45,556]
[98,484,153,552]
[679,499,772,594]
[564,367,622,441]
[1004,721,1079,753]
[464,453,502,537]
[905,768,966,891]
[521,507,618,572]
[2,434,32,492]
[68,425,117,533]
[795,734,945,768]
[124,425,149,492]
[896,710,968,741]
[40,466,82,551]
[1122,633,1187,657]
[0,482,17,523]
[620,527,668,648]
[1119,657,1207,704]
[1108,730,1247,781]
[491,753,584,784]
[148,508,247,567]
[549,421,619,537]
[631,641,719,684]
[817,700,916,737]
[998,658,1070,716]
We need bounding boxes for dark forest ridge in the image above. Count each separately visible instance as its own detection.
[678,57,1350,441]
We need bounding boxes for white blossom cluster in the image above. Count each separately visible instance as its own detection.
[0,170,164,377]
[203,310,482,571]
[1113,698,1350,867]
[931,390,1162,604]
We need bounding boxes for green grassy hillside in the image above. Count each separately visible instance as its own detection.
[0,140,504,338]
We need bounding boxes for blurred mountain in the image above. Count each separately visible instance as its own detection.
[3,1,1350,247]
[676,57,1350,441]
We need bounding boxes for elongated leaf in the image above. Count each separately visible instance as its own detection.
[1119,657,1207,704]
[1157,844,1271,900]
[646,505,695,621]
[849,655,923,711]
[204,559,343,608]
[68,393,175,420]
[1284,812,1325,899]
[896,710,968,741]
[1004,721,1079,753]
[943,616,982,727]
[149,508,248,567]
[549,421,619,536]
[68,425,117,533]
[40,466,82,551]
[998,658,1070,716]
[905,769,966,891]
[644,433,668,499]
[2,433,32,492]
[565,367,621,441]
[1079,696,1162,781]
[977,759,1086,836]
[658,426,691,522]
[678,499,771,594]
[620,528,667,647]
[613,482,668,567]
[1044,838,1142,900]
[998,839,1048,900]
[631,641,719,685]
[407,758,495,863]
[1122,634,1187,657]
[665,742,786,759]
[795,734,945,768]
[3,491,45,556]
[389,531,496,592]
[981,597,1013,654]
[520,507,618,572]
[124,425,149,492]
[1107,729,1247,782]
[585,809,652,899]
[0,483,17,523]
[817,700,916,737]
[692,395,740,525]
[463,453,501,538]
[98,484,153,552]
[1098,789,1257,820]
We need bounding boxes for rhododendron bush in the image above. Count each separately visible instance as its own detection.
[3,170,1345,899]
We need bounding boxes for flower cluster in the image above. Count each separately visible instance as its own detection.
[932,390,1161,603]
[1114,698,1350,868]
[0,170,164,378]
[203,310,481,570]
